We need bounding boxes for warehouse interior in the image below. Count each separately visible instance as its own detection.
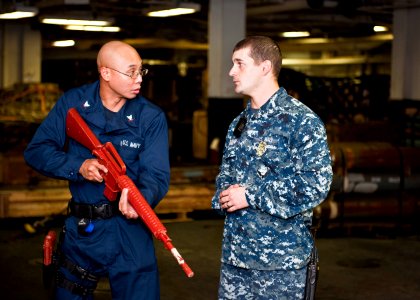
[0,0,420,299]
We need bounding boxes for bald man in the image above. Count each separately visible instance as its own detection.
[24,41,170,299]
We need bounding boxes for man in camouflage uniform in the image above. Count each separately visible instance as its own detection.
[211,36,333,299]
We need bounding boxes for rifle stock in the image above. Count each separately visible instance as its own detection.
[66,109,102,151]
[65,108,194,278]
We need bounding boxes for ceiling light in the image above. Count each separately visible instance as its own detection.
[0,5,38,19]
[280,31,310,38]
[374,26,388,32]
[41,17,112,26]
[52,40,75,47]
[65,25,121,32]
[147,2,200,17]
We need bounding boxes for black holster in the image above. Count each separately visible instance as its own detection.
[42,230,59,290]
[304,246,319,300]
[42,229,61,300]
[43,263,57,289]
[42,227,99,297]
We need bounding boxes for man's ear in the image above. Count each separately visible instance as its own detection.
[99,67,110,81]
[261,60,272,76]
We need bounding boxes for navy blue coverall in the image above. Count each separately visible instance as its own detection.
[24,80,170,300]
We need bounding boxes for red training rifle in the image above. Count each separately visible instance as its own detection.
[65,107,194,278]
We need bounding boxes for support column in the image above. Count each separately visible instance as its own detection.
[390,7,420,101]
[1,22,41,89]
[207,0,246,162]
[389,7,420,146]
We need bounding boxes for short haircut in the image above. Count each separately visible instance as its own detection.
[233,36,282,79]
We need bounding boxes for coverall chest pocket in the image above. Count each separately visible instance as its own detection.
[103,131,142,162]
[117,138,143,162]
[255,138,292,178]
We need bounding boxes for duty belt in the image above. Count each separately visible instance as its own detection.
[69,202,120,219]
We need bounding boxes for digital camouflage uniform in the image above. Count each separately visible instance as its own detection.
[212,87,332,299]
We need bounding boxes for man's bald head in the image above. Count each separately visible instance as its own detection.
[97,41,140,69]
[96,40,144,103]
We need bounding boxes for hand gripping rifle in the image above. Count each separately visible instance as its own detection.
[65,108,194,278]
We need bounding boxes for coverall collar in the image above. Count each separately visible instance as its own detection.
[77,81,139,132]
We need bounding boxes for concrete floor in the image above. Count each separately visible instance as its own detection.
[1,217,420,300]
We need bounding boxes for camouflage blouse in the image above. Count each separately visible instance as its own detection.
[212,87,333,270]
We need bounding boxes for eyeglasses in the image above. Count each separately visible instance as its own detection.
[107,67,149,79]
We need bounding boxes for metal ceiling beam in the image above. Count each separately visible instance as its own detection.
[247,0,309,16]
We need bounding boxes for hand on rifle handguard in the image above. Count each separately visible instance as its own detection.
[119,188,139,219]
